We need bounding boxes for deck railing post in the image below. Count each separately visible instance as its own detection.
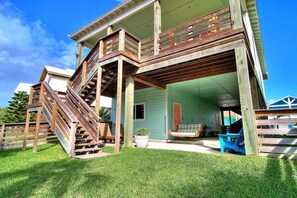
[0,124,5,150]
[76,42,84,68]
[69,122,77,157]
[154,0,161,55]
[229,0,243,29]
[119,29,126,51]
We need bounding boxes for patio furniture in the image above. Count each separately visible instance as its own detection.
[169,123,205,138]
[218,129,245,155]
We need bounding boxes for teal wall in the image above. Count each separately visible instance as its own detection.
[111,87,167,139]
[167,85,220,131]
[110,84,220,140]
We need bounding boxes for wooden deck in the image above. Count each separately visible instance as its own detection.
[68,6,253,97]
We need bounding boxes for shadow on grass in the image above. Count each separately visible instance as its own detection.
[0,158,110,197]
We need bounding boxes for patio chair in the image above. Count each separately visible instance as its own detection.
[218,129,245,155]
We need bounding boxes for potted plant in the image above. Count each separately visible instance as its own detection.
[134,128,150,148]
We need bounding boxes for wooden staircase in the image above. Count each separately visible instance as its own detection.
[78,68,117,105]
[39,81,103,158]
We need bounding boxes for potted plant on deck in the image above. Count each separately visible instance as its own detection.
[134,128,150,148]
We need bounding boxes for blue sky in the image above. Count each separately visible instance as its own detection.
[0,0,296,107]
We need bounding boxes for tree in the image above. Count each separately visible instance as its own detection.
[1,91,29,123]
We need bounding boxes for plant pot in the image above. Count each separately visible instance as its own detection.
[134,135,149,148]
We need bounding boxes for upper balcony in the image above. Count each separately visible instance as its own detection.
[69,6,242,91]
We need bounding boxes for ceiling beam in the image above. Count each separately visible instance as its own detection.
[133,75,166,90]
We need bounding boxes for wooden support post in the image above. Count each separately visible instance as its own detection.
[33,109,42,153]
[124,75,134,147]
[51,101,58,131]
[119,29,126,51]
[81,61,87,86]
[154,0,161,55]
[0,124,5,150]
[22,111,31,150]
[107,25,114,35]
[95,66,102,115]
[69,123,76,157]
[250,76,260,109]
[76,42,84,68]
[235,46,258,155]
[115,58,123,153]
[229,0,243,29]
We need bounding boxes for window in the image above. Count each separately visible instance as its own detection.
[133,103,145,120]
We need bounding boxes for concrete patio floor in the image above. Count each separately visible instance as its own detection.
[146,137,221,154]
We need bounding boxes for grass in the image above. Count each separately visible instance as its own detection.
[0,143,296,197]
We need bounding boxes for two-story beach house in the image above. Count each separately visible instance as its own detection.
[25,0,268,158]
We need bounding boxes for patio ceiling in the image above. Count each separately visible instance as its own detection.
[76,0,229,47]
[170,72,240,108]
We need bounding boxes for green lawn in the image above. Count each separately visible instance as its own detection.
[0,143,296,197]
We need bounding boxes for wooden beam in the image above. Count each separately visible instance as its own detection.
[154,0,161,55]
[250,76,260,109]
[76,42,84,68]
[133,75,166,90]
[33,109,42,153]
[229,0,243,29]
[124,75,134,147]
[95,66,103,115]
[22,111,31,150]
[235,46,258,155]
[115,58,123,153]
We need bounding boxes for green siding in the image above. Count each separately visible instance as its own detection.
[111,87,166,139]
[167,84,220,131]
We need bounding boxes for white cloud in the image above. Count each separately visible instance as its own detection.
[0,1,76,70]
[0,1,77,107]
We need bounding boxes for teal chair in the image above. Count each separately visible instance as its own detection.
[218,129,245,155]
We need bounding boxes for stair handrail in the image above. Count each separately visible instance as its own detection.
[43,82,78,123]
[66,85,101,141]
[42,81,77,156]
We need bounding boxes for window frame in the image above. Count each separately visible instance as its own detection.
[133,102,145,121]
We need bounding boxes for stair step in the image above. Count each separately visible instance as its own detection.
[75,142,98,147]
[74,147,101,153]
[75,133,89,137]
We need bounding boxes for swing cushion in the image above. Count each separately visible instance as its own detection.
[170,124,205,137]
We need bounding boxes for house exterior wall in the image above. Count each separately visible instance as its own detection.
[111,87,167,139]
[167,85,220,132]
[45,74,69,92]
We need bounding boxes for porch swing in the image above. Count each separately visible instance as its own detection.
[168,78,206,138]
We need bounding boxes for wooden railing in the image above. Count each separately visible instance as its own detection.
[0,122,53,150]
[140,36,154,57]
[42,82,77,156]
[70,29,141,92]
[140,6,232,57]
[28,83,41,108]
[71,42,100,91]
[66,85,100,141]
[255,109,297,160]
